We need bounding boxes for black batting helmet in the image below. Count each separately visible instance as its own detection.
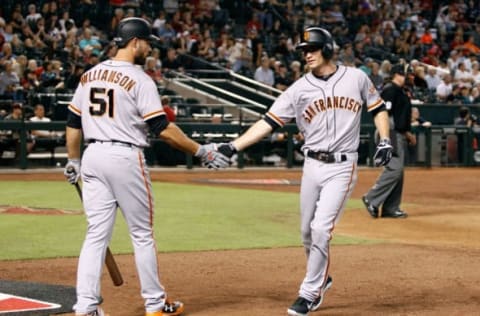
[113,17,159,48]
[296,26,334,60]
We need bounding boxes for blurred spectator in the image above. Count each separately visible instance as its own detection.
[274,62,292,91]
[378,60,392,80]
[338,42,358,67]
[110,8,125,36]
[65,63,85,91]
[26,4,42,30]
[290,60,302,82]
[1,102,34,158]
[454,62,474,87]
[247,28,264,65]
[455,106,479,126]
[39,60,62,89]
[447,49,462,73]
[29,104,55,138]
[459,85,473,104]
[412,65,428,90]
[471,61,480,85]
[425,66,442,92]
[359,57,373,75]
[471,86,480,104]
[411,107,432,128]
[162,47,184,73]
[144,56,163,85]
[227,38,252,74]
[369,61,384,90]
[435,74,453,102]
[197,36,217,62]
[454,106,480,160]
[78,28,102,56]
[161,95,176,122]
[0,42,17,65]
[0,60,21,100]
[408,106,432,164]
[461,34,480,55]
[152,10,166,36]
[254,55,274,87]
[58,10,76,38]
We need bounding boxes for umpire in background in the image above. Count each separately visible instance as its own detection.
[362,63,416,218]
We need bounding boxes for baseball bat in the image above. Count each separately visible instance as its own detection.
[72,181,124,287]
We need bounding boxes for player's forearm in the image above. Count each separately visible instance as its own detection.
[159,123,199,155]
[373,111,390,140]
[232,120,273,151]
[66,126,82,159]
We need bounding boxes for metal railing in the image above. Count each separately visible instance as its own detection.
[0,121,477,169]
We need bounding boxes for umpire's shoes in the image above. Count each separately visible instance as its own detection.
[362,195,378,218]
[382,209,408,218]
[287,276,332,316]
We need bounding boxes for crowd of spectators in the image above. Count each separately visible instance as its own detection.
[1,0,480,120]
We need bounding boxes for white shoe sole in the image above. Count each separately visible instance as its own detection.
[287,308,307,316]
[310,279,333,312]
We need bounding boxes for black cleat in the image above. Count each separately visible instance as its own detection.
[287,276,333,315]
[362,196,378,218]
[381,209,408,218]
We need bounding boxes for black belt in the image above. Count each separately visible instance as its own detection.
[88,139,138,148]
[307,151,347,163]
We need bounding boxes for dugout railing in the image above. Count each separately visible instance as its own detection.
[0,121,477,169]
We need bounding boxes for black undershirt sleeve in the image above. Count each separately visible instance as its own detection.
[263,116,282,131]
[66,111,82,129]
[146,115,170,136]
[371,103,387,118]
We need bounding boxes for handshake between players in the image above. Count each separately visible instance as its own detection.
[197,140,393,170]
[195,142,237,170]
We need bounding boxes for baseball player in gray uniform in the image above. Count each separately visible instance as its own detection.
[64,17,228,316]
[216,27,393,316]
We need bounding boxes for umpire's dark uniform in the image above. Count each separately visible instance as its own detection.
[363,64,411,218]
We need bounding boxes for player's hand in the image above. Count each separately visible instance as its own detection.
[64,159,81,184]
[195,143,230,169]
[373,138,393,166]
[217,142,237,158]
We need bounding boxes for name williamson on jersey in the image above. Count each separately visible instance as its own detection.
[80,69,136,92]
[303,96,362,123]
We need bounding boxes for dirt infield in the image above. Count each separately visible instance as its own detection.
[0,167,479,315]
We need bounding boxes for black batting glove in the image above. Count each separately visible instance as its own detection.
[373,138,393,166]
[217,142,237,158]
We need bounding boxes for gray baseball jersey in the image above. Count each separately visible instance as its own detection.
[266,65,382,153]
[265,65,383,303]
[69,60,165,146]
[69,60,168,313]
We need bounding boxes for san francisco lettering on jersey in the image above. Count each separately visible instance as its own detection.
[80,69,136,92]
[302,96,362,123]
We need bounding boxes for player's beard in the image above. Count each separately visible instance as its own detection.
[133,55,146,66]
[133,52,146,65]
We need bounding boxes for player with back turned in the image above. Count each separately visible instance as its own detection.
[215,27,393,316]
[63,17,228,316]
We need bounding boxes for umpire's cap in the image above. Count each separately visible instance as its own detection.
[114,17,159,48]
[296,26,334,59]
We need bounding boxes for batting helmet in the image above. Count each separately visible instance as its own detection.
[296,26,334,60]
[113,17,159,48]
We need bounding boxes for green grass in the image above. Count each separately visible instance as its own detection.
[0,181,377,260]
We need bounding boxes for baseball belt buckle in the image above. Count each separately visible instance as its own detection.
[317,152,335,163]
